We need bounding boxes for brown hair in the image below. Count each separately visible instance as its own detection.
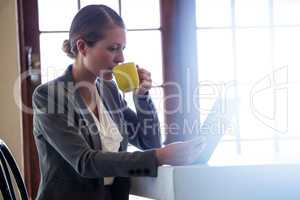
[62,4,125,58]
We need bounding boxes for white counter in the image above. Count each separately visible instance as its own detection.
[131,163,300,200]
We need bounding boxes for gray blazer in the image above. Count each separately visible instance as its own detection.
[32,65,161,200]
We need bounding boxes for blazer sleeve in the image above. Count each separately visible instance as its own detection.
[120,91,162,150]
[32,84,159,179]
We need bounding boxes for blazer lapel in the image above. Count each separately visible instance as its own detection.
[62,65,102,150]
[96,79,129,151]
[73,89,102,150]
[96,79,123,126]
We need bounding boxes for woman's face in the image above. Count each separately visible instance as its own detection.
[83,26,126,80]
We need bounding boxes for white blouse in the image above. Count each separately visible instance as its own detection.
[87,85,123,185]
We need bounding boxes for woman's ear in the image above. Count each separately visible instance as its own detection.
[76,39,87,56]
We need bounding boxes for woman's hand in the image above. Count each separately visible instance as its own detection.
[134,65,152,95]
[155,137,205,166]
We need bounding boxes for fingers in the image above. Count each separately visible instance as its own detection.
[135,65,152,95]
[137,65,152,82]
[139,80,152,90]
[138,72,152,84]
[138,68,151,77]
[136,65,151,75]
[139,73,152,82]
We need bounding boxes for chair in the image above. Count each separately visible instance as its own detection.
[0,162,14,199]
[0,139,28,200]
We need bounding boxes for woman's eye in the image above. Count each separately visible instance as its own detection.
[108,45,125,52]
[108,46,120,52]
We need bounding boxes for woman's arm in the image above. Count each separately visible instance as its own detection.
[116,66,162,150]
[33,84,159,178]
[122,92,161,150]
[99,79,161,150]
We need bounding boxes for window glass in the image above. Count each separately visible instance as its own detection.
[125,31,163,85]
[121,0,160,29]
[274,0,300,26]
[240,141,276,163]
[235,29,272,83]
[279,140,300,162]
[196,0,300,161]
[209,142,238,165]
[235,0,270,26]
[38,0,77,31]
[40,33,72,83]
[274,27,300,139]
[197,29,234,82]
[80,0,119,13]
[196,0,232,27]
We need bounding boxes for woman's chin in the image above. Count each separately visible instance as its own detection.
[100,72,113,80]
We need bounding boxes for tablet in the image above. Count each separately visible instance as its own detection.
[194,98,236,164]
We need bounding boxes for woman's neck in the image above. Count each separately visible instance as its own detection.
[72,61,97,84]
[72,60,97,101]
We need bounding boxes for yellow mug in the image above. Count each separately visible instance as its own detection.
[112,62,140,92]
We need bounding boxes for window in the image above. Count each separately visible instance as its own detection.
[38,0,165,139]
[196,0,300,164]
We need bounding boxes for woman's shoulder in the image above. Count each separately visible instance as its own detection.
[33,77,64,98]
[32,72,71,108]
[33,65,73,98]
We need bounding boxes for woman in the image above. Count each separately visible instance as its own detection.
[32,4,204,200]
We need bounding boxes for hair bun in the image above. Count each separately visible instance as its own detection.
[62,39,75,58]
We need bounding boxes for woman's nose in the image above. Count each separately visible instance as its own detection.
[115,51,124,63]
